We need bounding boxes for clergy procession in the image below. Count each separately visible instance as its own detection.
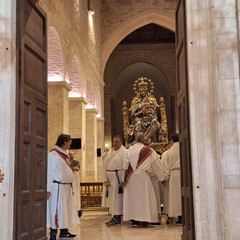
[103,132,182,228]
[46,132,182,240]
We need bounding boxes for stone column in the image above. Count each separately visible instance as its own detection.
[0,1,16,239]
[48,81,71,150]
[97,117,105,181]
[85,108,98,181]
[104,93,113,146]
[186,0,240,239]
[69,97,87,181]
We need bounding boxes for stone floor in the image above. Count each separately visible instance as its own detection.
[52,208,182,240]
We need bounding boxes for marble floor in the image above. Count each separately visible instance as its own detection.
[52,208,182,240]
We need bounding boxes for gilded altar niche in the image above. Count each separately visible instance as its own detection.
[122,77,168,153]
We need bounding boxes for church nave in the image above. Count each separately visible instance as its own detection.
[53,209,182,240]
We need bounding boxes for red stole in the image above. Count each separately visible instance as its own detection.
[50,148,72,170]
[124,145,152,185]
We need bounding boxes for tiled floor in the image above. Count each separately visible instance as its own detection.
[60,208,182,240]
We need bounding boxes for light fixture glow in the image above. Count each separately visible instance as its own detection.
[86,104,94,109]
[48,74,63,82]
[89,10,94,15]
[69,92,81,98]
[88,0,95,15]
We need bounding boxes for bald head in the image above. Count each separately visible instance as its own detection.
[143,137,151,146]
[136,133,145,143]
[69,150,74,160]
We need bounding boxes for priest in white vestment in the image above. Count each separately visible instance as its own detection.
[143,137,162,216]
[69,150,81,217]
[47,134,80,240]
[103,135,127,226]
[160,133,182,223]
[123,133,167,227]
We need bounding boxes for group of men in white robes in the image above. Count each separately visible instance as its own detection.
[103,132,182,227]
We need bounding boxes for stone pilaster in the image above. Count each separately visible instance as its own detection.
[85,108,98,181]
[104,92,113,148]
[97,117,105,181]
[0,1,16,239]
[69,97,87,181]
[48,81,71,150]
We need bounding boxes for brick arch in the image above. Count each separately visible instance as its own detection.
[69,55,83,97]
[47,26,64,81]
[86,79,95,107]
[105,54,173,94]
[102,9,175,73]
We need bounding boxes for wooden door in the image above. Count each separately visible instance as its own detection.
[15,0,48,239]
[175,0,195,239]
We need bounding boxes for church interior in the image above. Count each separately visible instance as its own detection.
[1,0,240,240]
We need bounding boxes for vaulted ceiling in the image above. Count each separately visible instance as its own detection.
[119,23,175,45]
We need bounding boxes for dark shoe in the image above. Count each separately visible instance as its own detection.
[105,218,114,225]
[106,218,121,226]
[176,216,182,225]
[59,232,77,238]
[132,220,139,228]
[142,222,149,228]
[176,220,183,225]
[50,228,57,240]
[149,222,161,226]
[78,210,82,218]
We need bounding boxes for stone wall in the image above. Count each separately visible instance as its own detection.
[101,0,176,43]
[187,0,240,239]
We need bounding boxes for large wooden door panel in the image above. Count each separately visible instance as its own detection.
[16,0,47,239]
[176,0,195,239]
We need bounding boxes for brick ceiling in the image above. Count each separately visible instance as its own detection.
[119,23,175,45]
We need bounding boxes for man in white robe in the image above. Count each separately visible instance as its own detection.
[159,140,173,216]
[123,133,167,227]
[69,150,81,217]
[101,148,109,208]
[103,135,127,226]
[143,138,162,217]
[47,134,80,240]
[160,133,182,224]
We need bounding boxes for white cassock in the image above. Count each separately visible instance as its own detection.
[159,150,170,215]
[72,170,81,211]
[147,168,162,215]
[160,142,182,218]
[101,151,109,208]
[123,143,166,223]
[70,159,81,212]
[47,146,80,229]
[103,145,127,216]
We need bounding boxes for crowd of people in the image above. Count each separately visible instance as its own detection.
[103,132,182,228]
[0,132,182,240]
[1,132,182,240]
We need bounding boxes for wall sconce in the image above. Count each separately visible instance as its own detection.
[105,144,109,152]
[88,0,95,15]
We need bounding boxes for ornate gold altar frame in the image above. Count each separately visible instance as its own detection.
[122,77,169,154]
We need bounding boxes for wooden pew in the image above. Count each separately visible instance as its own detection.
[80,182,103,208]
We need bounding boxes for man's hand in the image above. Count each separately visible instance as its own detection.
[72,166,80,171]
[104,181,110,187]
[47,192,51,199]
[0,170,4,183]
